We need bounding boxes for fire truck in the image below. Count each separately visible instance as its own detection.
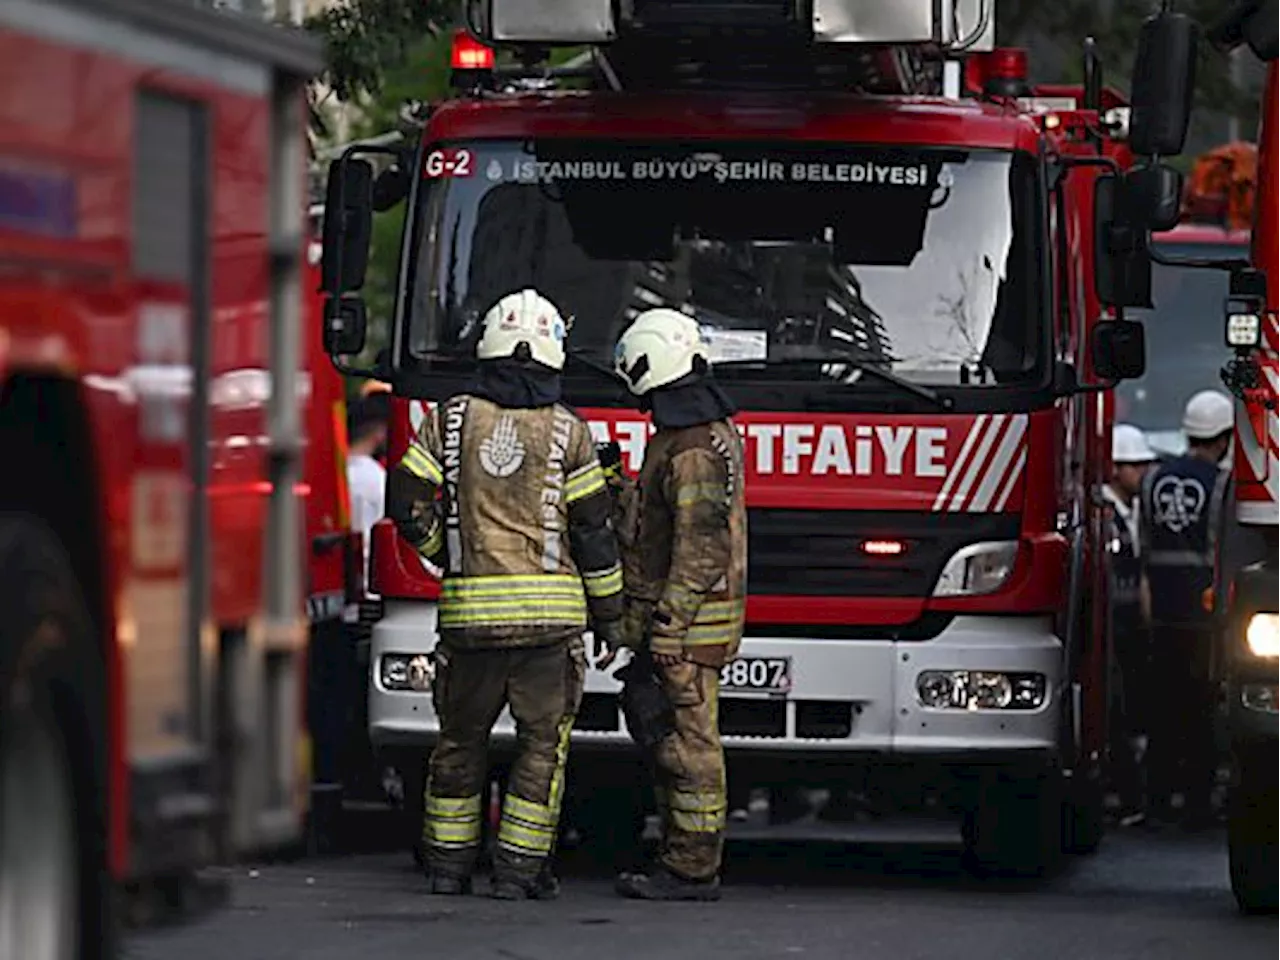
[1123,0,1278,915]
[321,0,1152,877]
[0,2,320,956]
[1117,146,1254,456]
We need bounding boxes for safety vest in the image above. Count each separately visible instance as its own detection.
[1141,454,1230,626]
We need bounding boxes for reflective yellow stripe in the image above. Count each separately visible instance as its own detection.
[440,574,585,601]
[417,524,444,557]
[684,622,739,646]
[504,794,556,828]
[673,481,727,508]
[438,599,587,629]
[582,564,623,599]
[496,818,554,855]
[401,443,443,485]
[693,599,745,624]
[669,790,726,834]
[564,462,606,504]
[423,793,482,849]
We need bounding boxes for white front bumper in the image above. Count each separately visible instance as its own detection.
[368,602,1061,756]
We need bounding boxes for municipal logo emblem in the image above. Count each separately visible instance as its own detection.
[478,414,526,478]
[1152,475,1207,534]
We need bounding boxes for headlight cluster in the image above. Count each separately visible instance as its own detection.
[916,670,1047,711]
[1245,613,1279,659]
[932,541,1019,597]
[380,652,435,692]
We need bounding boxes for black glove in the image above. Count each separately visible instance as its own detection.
[592,617,626,661]
[615,652,675,750]
[596,441,623,480]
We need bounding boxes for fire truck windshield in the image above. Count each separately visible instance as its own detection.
[1116,239,1249,454]
[403,141,1043,394]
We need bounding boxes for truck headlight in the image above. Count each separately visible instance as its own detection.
[916,670,1046,711]
[932,541,1019,597]
[1245,613,1279,658]
[380,653,435,692]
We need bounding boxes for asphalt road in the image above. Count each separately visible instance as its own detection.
[124,820,1277,960]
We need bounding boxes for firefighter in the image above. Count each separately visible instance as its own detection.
[1140,390,1234,828]
[600,308,747,901]
[386,288,625,900]
[1104,424,1159,826]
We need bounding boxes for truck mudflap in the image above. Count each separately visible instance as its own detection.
[368,603,1061,757]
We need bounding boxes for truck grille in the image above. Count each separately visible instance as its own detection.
[747,509,1020,598]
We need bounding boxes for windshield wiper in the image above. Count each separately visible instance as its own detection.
[717,355,952,410]
[565,347,627,385]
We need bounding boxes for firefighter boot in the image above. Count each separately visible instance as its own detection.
[491,860,561,901]
[614,866,722,902]
[427,872,473,896]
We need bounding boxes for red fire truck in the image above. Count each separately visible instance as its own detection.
[1120,0,1277,913]
[0,2,320,956]
[323,0,1151,877]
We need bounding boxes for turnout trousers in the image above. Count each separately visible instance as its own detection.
[650,660,728,881]
[422,637,585,885]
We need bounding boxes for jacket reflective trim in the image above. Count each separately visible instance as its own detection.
[582,562,623,599]
[564,461,606,504]
[673,481,729,508]
[401,443,443,486]
[423,793,482,850]
[438,574,588,628]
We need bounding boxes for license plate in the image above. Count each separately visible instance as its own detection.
[719,657,791,696]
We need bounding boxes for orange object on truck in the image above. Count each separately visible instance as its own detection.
[0,2,321,956]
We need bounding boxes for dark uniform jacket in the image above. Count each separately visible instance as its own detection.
[388,393,623,649]
[617,419,747,668]
[1140,454,1230,627]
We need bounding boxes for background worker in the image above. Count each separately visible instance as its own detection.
[603,308,747,902]
[1140,390,1234,829]
[386,288,624,899]
[1104,424,1160,827]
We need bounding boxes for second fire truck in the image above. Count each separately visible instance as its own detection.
[324,0,1155,876]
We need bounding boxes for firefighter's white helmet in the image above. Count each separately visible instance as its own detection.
[1181,389,1234,440]
[614,308,709,396]
[476,288,568,371]
[1112,424,1157,464]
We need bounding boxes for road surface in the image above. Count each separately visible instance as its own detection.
[124,820,1277,960]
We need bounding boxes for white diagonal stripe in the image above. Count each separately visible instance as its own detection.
[970,414,1027,511]
[948,413,1006,512]
[409,400,427,435]
[933,414,988,511]
[993,448,1027,512]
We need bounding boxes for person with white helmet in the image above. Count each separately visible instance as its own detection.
[602,308,746,901]
[385,287,625,899]
[1104,424,1160,827]
[1139,389,1235,828]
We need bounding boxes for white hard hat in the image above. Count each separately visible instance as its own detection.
[1181,389,1234,440]
[475,289,567,371]
[614,308,708,396]
[1112,423,1158,464]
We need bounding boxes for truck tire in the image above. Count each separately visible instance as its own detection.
[962,768,1063,879]
[0,517,113,960]
[1228,765,1278,915]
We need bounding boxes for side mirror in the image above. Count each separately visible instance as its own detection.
[1125,163,1184,232]
[1093,174,1153,308]
[1091,319,1146,381]
[321,156,374,295]
[323,297,367,357]
[1128,11,1199,157]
